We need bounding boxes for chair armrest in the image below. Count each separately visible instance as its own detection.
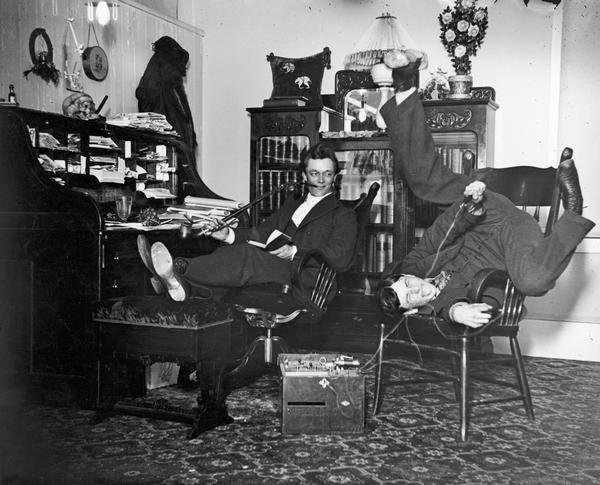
[467,268,510,302]
[291,248,337,315]
[291,248,334,290]
[463,268,525,337]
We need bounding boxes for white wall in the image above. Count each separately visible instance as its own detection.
[181,0,600,360]
[183,0,569,204]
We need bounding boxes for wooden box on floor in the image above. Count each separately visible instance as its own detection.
[279,353,365,434]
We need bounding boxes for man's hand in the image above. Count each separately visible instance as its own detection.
[269,244,296,261]
[201,217,238,241]
[449,302,494,328]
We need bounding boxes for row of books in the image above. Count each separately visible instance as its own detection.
[258,136,308,166]
[436,146,476,174]
[257,169,300,211]
[363,231,394,273]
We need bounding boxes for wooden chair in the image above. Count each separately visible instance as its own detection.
[372,152,566,441]
[227,182,380,374]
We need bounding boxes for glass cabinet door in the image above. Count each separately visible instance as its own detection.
[255,135,310,223]
[432,131,478,175]
[335,146,395,294]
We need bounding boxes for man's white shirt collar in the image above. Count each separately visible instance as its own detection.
[305,191,332,205]
[292,191,332,226]
[395,87,416,106]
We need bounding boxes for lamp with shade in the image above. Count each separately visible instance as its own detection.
[344,13,427,129]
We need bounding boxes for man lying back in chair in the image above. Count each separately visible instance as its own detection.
[376,52,595,328]
[138,142,357,302]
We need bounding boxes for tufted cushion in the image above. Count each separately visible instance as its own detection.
[94,296,232,328]
[266,47,331,107]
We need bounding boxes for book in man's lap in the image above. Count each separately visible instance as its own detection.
[247,229,292,251]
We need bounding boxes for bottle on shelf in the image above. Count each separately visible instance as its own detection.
[8,84,17,104]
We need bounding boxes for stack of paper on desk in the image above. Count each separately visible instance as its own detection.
[167,196,244,220]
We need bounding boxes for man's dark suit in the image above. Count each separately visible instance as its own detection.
[381,90,595,318]
[179,192,357,300]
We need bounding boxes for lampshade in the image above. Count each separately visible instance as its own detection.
[344,13,422,71]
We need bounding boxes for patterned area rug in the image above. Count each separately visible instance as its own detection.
[2,355,600,485]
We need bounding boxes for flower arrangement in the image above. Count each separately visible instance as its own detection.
[438,0,489,75]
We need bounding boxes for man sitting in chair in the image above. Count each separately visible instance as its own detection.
[376,51,595,328]
[138,142,357,303]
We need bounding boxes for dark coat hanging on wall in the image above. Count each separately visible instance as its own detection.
[136,36,203,192]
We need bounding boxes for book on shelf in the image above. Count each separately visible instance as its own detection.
[89,135,119,149]
[138,187,176,199]
[365,230,394,273]
[247,229,292,251]
[436,146,477,175]
[263,96,309,107]
[89,167,125,184]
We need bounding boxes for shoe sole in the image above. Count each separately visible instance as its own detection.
[137,235,165,295]
[151,242,187,302]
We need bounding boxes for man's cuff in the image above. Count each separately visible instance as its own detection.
[445,298,470,322]
[290,245,298,260]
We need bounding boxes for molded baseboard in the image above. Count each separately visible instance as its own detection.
[492,318,600,362]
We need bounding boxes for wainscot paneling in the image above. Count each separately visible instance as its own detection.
[0,0,203,163]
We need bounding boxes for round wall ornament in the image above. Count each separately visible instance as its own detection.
[23,28,60,84]
[82,24,109,81]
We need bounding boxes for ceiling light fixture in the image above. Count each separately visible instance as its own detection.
[86,1,119,25]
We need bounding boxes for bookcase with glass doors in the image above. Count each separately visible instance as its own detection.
[247,91,498,294]
[246,105,344,227]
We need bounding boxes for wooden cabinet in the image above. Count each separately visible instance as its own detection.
[0,107,217,407]
[247,96,498,295]
[424,96,498,171]
[16,107,183,204]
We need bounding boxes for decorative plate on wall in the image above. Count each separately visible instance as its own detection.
[83,24,109,81]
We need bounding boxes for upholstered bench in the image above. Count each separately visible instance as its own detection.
[93,296,236,439]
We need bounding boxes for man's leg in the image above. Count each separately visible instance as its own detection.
[173,244,292,289]
[380,89,470,206]
[499,159,594,296]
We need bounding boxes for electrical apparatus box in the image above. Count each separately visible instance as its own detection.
[279,353,365,434]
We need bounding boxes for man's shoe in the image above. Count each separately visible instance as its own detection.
[137,235,165,294]
[151,242,188,302]
[558,158,583,215]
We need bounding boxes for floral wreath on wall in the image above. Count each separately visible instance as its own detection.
[438,0,489,76]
